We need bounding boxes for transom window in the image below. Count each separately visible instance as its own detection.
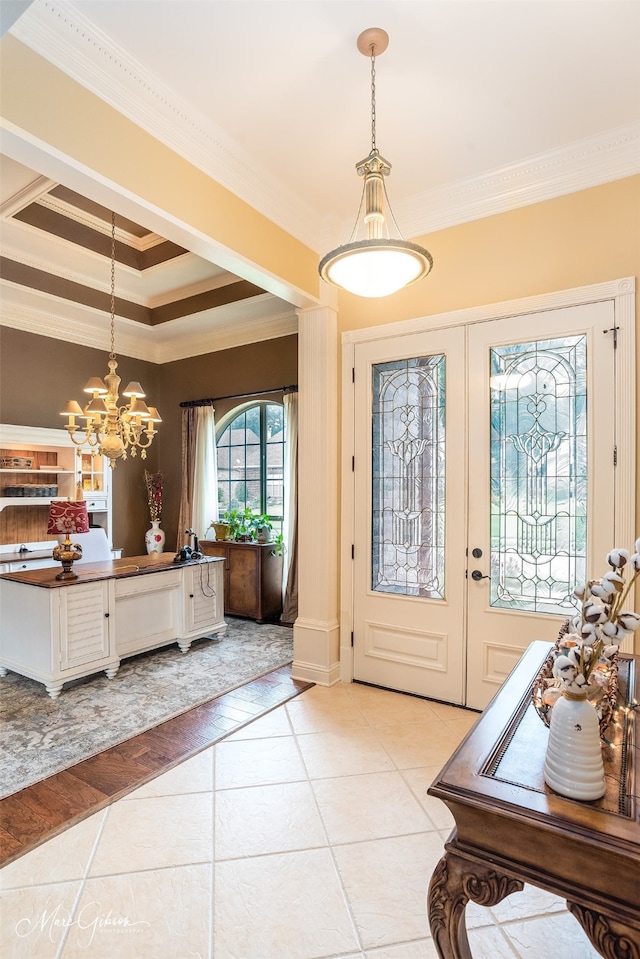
[217,402,284,530]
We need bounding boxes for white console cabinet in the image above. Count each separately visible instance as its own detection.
[0,579,117,698]
[0,555,226,697]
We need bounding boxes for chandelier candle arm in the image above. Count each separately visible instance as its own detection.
[61,211,161,467]
[319,27,433,298]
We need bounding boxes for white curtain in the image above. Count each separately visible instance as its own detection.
[191,405,218,540]
[281,390,298,622]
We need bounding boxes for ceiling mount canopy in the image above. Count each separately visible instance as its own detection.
[319,27,433,299]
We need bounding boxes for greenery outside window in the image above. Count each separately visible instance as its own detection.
[217,403,284,533]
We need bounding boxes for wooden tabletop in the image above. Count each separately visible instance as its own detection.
[0,552,223,588]
[427,640,639,958]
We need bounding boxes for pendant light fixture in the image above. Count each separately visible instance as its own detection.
[61,211,161,467]
[319,28,433,298]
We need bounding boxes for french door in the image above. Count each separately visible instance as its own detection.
[351,299,619,709]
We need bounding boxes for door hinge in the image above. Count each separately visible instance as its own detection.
[351,544,355,559]
[614,445,618,467]
[351,631,354,647]
[352,367,355,383]
[352,455,355,471]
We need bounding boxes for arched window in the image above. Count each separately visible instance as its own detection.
[216,402,285,531]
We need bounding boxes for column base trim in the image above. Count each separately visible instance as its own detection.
[292,617,341,687]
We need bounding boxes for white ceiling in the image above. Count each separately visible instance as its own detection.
[2,0,639,359]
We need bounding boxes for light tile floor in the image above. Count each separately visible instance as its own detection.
[1,681,602,959]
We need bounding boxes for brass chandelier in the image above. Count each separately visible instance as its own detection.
[61,212,161,467]
[319,28,433,298]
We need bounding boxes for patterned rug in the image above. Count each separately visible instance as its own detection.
[0,617,293,799]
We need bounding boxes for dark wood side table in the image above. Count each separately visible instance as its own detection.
[427,641,639,959]
[200,540,283,622]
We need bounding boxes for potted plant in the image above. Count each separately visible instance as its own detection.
[218,507,256,541]
[205,519,232,541]
[252,514,273,544]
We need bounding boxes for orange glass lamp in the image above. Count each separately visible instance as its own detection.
[47,501,90,580]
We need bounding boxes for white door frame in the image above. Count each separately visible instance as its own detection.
[339,277,636,684]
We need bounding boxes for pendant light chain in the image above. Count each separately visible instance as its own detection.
[109,211,116,361]
[370,47,377,155]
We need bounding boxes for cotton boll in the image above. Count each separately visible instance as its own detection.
[603,571,625,590]
[618,612,640,631]
[583,602,606,624]
[580,622,598,640]
[567,647,581,667]
[631,553,640,573]
[602,621,619,638]
[603,644,619,659]
[590,582,615,600]
[552,655,577,684]
[606,548,629,569]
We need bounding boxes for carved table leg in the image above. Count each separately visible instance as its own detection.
[568,902,640,959]
[428,851,524,959]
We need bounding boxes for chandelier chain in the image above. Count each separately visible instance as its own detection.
[370,46,377,154]
[109,211,116,361]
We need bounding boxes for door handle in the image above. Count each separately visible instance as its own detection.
[471,569,489,581]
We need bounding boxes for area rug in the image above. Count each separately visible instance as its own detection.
[0,617,293,799]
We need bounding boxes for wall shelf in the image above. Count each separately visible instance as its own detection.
[0,425,112,547]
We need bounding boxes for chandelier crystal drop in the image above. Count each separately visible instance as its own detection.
[319,27,433,298]
[61,211,161,467]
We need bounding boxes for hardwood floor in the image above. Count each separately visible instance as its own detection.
[0,664,312,868]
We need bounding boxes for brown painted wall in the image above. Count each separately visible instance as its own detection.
[156,335,298,552]
[0,326,297,555]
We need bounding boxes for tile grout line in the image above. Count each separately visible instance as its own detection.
[0,667,313,867]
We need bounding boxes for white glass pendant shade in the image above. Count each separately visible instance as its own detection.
[320,239,432,298]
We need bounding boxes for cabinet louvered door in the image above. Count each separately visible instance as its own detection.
[58,581,112,671]
[185,563,222,632]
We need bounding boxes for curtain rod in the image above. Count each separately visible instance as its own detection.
[180,385,298,408]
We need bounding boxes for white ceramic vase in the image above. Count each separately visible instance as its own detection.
[145,519,165,555]
[543,686,606,801]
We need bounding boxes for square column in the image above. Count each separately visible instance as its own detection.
[292,305,340,685]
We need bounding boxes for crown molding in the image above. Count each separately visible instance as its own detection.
[0,239,148,304]
[0,174,57,219]
[10,1,323,252]
[153,311,298,364]
[11,3,640,253]
[0,301,156,360]
[392,122,640,238]
[36,193,165,251]
[0,298,298,363]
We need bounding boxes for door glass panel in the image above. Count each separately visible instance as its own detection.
[372,356,445,598]
[490,335,587,614]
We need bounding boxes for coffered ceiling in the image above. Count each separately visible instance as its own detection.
[1,1,639,362]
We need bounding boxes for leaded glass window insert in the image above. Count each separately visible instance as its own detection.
[490,335,587,614]
[372,356,445,598]
[217,403,284,533]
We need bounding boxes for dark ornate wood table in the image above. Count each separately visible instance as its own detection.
[427,641,639,959]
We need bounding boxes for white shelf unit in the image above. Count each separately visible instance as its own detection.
[0,425,113,547]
